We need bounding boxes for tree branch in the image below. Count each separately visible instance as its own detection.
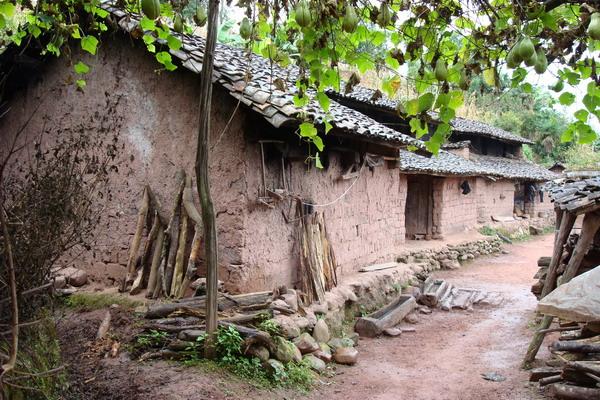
[0,206,19,379]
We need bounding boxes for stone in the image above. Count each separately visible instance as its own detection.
[281,291,298,312]
[459,254,468,261]
[327,337,355,351]
[312,349,332,363]
[60,267,88,287]
[177,329,205,341]
[440,259,460,270]
[274,337,302,363]
[311,302,329,315]
[312,319,330,343]
[404,311,420,324]
[383,327,402,337]
[264,359,285,376]
[53,276,67,289]
[347,332,360,346]
[245,345,270,362]
[467,253,475,260]
[502,250,510,254]
[275,315,301,339]
[333,347,358,365]
[401,327,416,333]
[418,305,432,315]
[303,354,326,372]
[293,333,319,354]
[319,342,332,355]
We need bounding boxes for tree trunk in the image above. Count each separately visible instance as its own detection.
[195,0,220,359]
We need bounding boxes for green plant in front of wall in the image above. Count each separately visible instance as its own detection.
[257,318,281,337]
[479,225,497,236]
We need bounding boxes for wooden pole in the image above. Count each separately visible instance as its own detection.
[146,226,164,296]
[541,211,576,298]
[561,212,600,283]
[195,0,220,359]
[123,186,150,290]
[523,210,580,366]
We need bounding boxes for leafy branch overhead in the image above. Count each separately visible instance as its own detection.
[1,0,599,155]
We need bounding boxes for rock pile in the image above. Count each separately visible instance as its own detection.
[397,238,503,272]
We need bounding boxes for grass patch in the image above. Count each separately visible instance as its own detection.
[1,314,67,399]
[61,292,143,311]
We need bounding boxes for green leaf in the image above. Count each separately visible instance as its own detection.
[558,92,576,106]
[539,12,558,31]
[312,135,324,151]
[140,16,157,31]
[316,92,330,112]
[574,109,589,122]
[74,61,90,74]
[448,91,464,109]
[81,36,99,55]
[76,79,87,90]
[95,8,109,18]
[155,51,177,71]
[299,122,317,137]
[293,94,309,108]
[405,99,419,116]
[0,2,15,17]
[314,153,323,169]
[577,123,596,144]
[522,83,532,93]
[439,106,455,123]
[417,93,434,113]
[409,118,428,138]
[324,121,333,134]
[560,126,574,143]
[167,34,182,51]
[583,94,599,113]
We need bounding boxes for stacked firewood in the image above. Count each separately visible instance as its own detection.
[121,170,204,299]
[529,321,600,398]
[531,235,600,300]
[136,289,299,360]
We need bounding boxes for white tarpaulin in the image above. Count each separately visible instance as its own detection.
[537,267,600,322]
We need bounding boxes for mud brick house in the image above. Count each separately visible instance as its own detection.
[0,2,557,293]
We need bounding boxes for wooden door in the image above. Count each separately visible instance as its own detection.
[405,175,433,239]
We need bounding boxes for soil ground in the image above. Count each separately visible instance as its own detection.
[57,234,554,400]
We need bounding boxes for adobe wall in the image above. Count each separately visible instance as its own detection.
[0,35,249,285]
[234,152,408,292]
[432,177,478,236]
[474,178,515,223]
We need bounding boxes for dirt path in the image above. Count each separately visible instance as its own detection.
[308,234,554,400]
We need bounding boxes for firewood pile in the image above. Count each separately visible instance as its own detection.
[119,170,205,299]
[528,321,600,398]
[523,177,600,399]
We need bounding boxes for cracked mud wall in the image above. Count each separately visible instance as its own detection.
[0,34,248,286]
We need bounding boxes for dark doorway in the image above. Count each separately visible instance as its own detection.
[405,175,434,240]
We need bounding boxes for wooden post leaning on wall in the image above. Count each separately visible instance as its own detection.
[122,186,150,291]
[163,171,186,297]
[177,176,203,299]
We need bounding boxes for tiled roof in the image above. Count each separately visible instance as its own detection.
[100,1,423,150]
[400,152,558,181]
[544,177,600,214]
[326,86,534,145]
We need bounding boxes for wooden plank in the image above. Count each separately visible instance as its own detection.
[359,262,399,273]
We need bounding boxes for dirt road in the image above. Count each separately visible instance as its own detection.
[308,234,553,400]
